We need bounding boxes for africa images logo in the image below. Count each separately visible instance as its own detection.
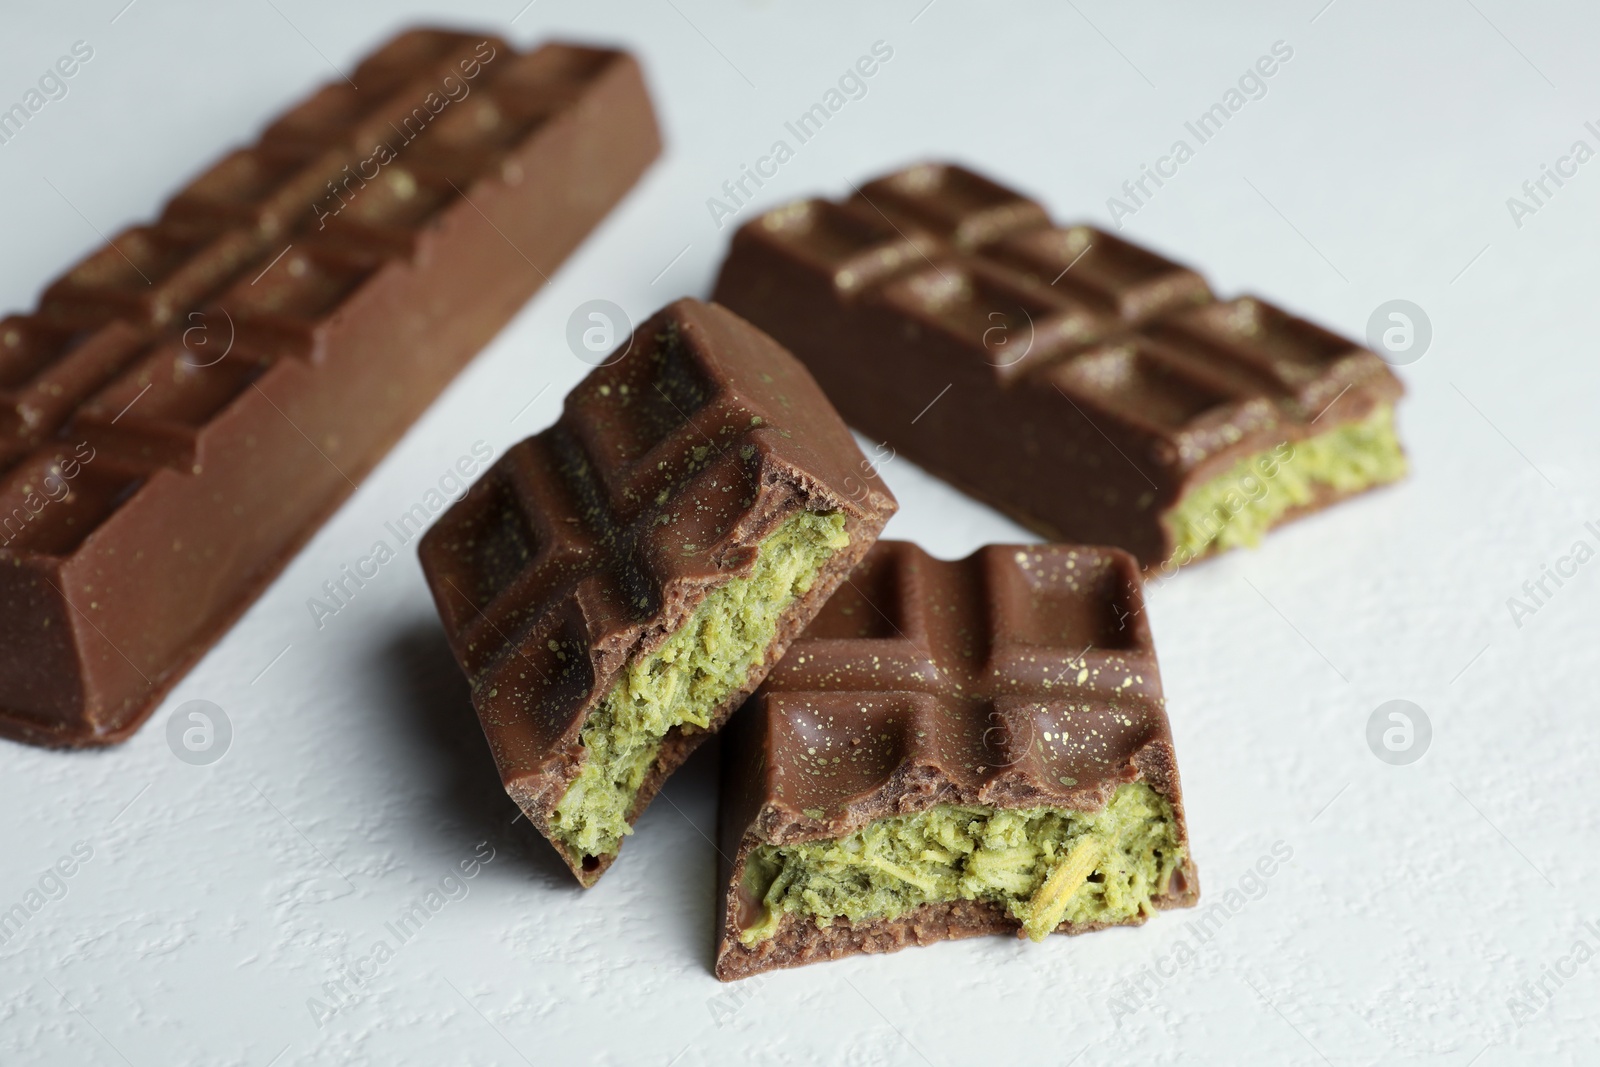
[307,841,497,1027]
[305,441,496,630]
[0,40,94,147]
[310,40,498,230]
[705,41,895,230]
[1105,40,1293,228]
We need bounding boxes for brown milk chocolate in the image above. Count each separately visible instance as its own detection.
[418,299,897,885]
[713,162,1406,570]
[0,28,661,747]
[716,541,1197,979]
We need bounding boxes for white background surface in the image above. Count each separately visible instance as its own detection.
[2,2,1597,1064]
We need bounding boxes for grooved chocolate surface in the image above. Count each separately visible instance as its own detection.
[715,540,1197,980]
[0,27,661,747]
[418,299,897,886]
[712,162,1405,568]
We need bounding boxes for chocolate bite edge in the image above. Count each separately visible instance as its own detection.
[713,541,1199,979]
[418,299,897,886]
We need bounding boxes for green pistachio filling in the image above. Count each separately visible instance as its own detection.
[740,782,1184,945]
[551,510,849,861]
[1166,404,1405,564]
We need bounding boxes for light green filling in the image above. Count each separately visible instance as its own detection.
[551,510,849,861]
[1167,404,1405,563]
[740,782,1183,944]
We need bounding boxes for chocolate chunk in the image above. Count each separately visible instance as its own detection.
[715,540,1197,980]
[0,28,661,747]
[713,162,1406,570]
[418,299,897,886]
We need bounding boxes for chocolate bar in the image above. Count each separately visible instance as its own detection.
[418,299,896,885]
[0,28,661,747]
[715,541,1197,978]
[713,163,1406,571]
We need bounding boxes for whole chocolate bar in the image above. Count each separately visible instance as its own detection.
[0,28,661,747]
[713,163,1406,571]
[418,299,896,885]
[715,540,1197,980]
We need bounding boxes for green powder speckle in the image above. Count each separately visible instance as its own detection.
[551,510,849,861]
[739,782,1183,944]
[1167,404,1405,562]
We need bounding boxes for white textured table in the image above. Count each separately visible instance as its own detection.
[2,2,1596,1064]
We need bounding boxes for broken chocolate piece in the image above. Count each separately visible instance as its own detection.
[715,540,1197,980]
[712,162,1406,570]
[418,299,897,885]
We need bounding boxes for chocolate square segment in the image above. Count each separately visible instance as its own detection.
[418,299,896,886]
[715,163,1407,570]
[856,162,1050,250]
[715,541,1197,980]
[0,27,661,748]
